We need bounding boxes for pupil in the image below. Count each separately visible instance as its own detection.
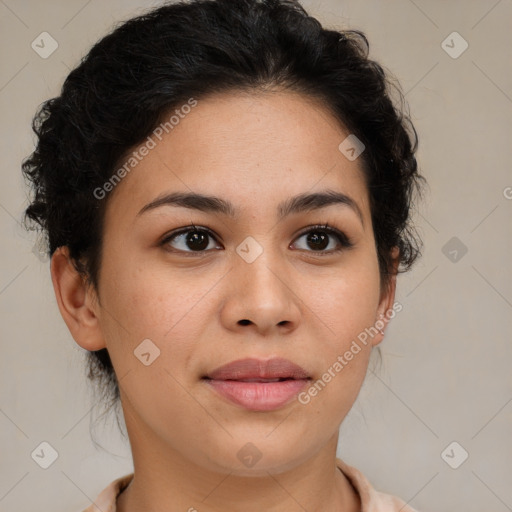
[308,231,328,250]
[187,230,209,251]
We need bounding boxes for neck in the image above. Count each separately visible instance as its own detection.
[116,425,360,512]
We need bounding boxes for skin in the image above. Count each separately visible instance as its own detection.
[51,89,399,512]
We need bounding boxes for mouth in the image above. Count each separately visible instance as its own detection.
[203,376,304,382]
[203,357,311,381]
[202,358,312,411]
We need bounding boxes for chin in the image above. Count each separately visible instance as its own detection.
[203,437,313,477]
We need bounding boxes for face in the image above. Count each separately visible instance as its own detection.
[59,90,396,476]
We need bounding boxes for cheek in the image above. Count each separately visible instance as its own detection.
[101,257,187,334]
[305,260,381,345]
[298,296,375,428]
[296,259,380,408]
[98,257,215,373]
[97,262,207,417]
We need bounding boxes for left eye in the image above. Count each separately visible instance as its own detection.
[291,224,353,254]
[161,223,353,255]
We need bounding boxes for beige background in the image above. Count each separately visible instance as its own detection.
[1,1,511,511]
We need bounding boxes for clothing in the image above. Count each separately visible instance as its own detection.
[80,457,419,511]
[336,458,419,512]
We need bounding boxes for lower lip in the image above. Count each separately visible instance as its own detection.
[205,379,309,411]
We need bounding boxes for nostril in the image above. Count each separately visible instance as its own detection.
[239,319,251,325]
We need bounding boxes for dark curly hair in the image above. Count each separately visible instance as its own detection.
[22,0,426,426]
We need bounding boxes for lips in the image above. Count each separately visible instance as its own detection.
[204,357,310,381]
[203,358,311,411]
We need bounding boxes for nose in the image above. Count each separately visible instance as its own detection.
[219,244,302,336]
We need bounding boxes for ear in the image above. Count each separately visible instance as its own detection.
[372,246,400,347]
[50,246,106,351]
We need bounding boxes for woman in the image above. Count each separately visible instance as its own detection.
[22,0,426,510]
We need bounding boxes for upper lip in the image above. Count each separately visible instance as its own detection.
[204,357,311,381]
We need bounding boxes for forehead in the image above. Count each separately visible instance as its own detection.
[104,89,371,224]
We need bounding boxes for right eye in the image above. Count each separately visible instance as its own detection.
[160,225,223,255]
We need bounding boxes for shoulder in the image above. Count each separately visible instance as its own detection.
[79,473,134,512]
[335,458,420,512]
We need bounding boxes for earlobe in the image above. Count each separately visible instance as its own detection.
[50,246,106,351]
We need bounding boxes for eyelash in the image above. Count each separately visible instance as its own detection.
[160,223,354,257]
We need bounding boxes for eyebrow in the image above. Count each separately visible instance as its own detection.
[137,189,364,227]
